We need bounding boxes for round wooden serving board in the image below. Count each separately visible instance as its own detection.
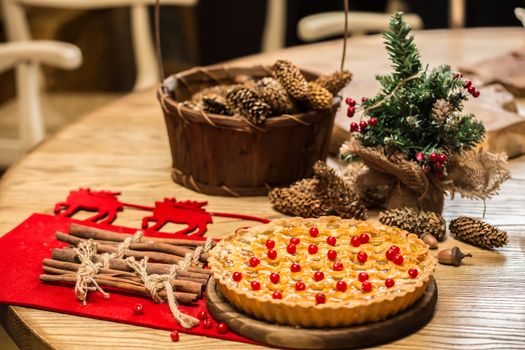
[206,277,437,349]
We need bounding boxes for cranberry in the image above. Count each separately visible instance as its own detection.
[309,227,319,237]
[345,97,356,106]
[472,89,480,98]
[327,250,337,260]
[270,272,280,284]
[286,244,297,255]
[251,280,261,290]
[232,272,242,282]
[202,318,213,329]
[217,322,228,334]
[408,268,419,278]
[350,122,359,132]
[415,152,425,162]
[272,291,283,299]
[290,237,300,245]
[429,152,438,162]
[359,120,368,131]
[249,257,260,267]
[385,278,395,288]
[290,263,301,273]
[314,271,325,281]
[464,80,473,88]
[265,239,275,249]
[357,251,368,263]
[333,262,344,271]
[362,281,372,292]
[336,280,347,292]
[351,236,361,247]
[392,254,404,265]
[368,117,378,126]
[359,233,370,244]
[170,330,180,342]
[133,303,144,315]
[327,236,337,246]
[315,293,326,304]
[438,153,447,163]
[361,97,368,102]
[347,106,356,117]
[295,281,306,291]
[308,244,318,254]
[433,161,443,170]
[267,249,277,260]
[386,248,396,261]
[358,272,369,282]
[197,311,207,320]
[390,245,400,255]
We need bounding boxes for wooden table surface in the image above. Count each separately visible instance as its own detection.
[1,28,525,350]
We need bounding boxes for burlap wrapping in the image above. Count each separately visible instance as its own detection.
[345,141,510,214]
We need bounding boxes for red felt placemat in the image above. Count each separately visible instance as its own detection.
[0,213,254,344]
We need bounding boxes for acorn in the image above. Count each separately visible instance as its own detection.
[437,247,472,266]
[420,232,438,249]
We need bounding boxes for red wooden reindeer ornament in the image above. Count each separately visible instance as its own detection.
[54,188,269,236]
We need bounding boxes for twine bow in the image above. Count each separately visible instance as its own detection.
[73,240,109,305]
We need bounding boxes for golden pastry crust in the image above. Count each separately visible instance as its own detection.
[208,216,437,327]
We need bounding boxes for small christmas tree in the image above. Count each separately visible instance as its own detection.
[340,12,509,213]
[344,12,485,178]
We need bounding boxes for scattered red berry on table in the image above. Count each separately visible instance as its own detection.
[350,122,359,132]
[408,268,419,278]
[295,281,306,291]
[133,303,144,315]
[170,330,180,342]
[359,233,370,244]
[290,237,300,245]
[217,322,228,334]
[314,271,325,281]
[327,250,337,260]
[272,291,283,299]
[249,257,260,267]
[392,254,404,265]
[265,239,275,249]
[351,236,361,247]
[291,263,301,273]
[270,272,280,284]
[308,244,318,254]
[438,153,447,163]
[359,120,368,131]
[347,106,356,117]
[232,271,242,282]
[267,249,277,260]
[333,262,344,271]
[357,251,368,263]
[345,97,356,106]
[358,272,369,282]
[309,227,319,237]
[415,152,425,162]
[287,243,297,255]
[327,236,337,246]
[385,278,395,288]
[429,152,438,162]
[368,117,378,126]
[251,280,261,290]
[336,280,348,292]
[202,318,213,329]
[197,311,207,320]
[315,293,326,304]
[362,281,372,292]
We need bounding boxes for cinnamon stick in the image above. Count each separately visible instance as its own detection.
[69,223,213,248]
[43,259,208,285]
[39,274,198,305]
[41,265,203,296]
[52,248,211,279]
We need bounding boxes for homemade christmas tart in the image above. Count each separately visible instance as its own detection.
[208,216,437,327]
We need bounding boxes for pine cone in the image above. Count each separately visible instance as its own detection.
[272,60,308,100]
[255,77,295,114]
[306,82,333,110]
[432,99,454,123]
[226,87,271,124]
[449,216,508,249]
[269,179,326,218]
[314,70,352,95]
[379,207,446,241]
[202,94,231,115]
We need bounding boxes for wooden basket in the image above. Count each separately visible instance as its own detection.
[157,65,340,196]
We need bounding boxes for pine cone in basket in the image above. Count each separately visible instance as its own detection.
[226,87,272,124]
[255,77,295,114]
[306,82,333,110]
[314,70,352,95]
[202,94,231,115]
[379,207,446,241]
[449,216,508,249]
[272,60,308,100]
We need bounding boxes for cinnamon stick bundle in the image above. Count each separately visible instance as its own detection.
[39,274,198,305]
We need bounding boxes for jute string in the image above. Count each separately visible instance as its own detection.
[73,240,109,305]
